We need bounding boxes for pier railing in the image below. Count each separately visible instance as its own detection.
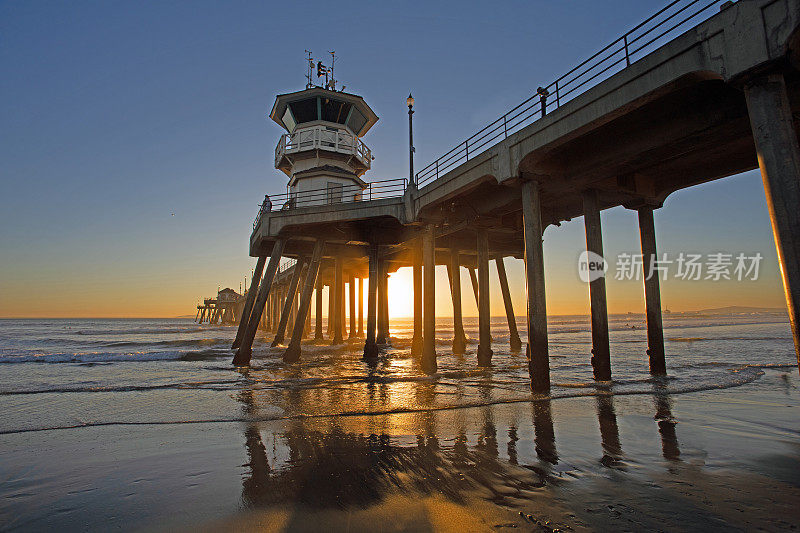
[253,178,407,229]
[414,0,728,186]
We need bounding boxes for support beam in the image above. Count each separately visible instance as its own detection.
[327,282,333,336]
[303,296,311,338]
[477,230,493,366]
[583,189,611,381]
[411,240,423,356]
[348,275,356,339]
[271,258,307,347]
[448,248,466,354]
[377,256,388,344]
[363,244,379,359]
[638,206,666,375]
[315,277,324,341]
[422,224,437,373]
[495,256,522,351]
[468,267,479,307]
[522,180,550,392]
[744,74,800,372]
[284,240,325,363]
[332,258,344,344]
[357,277,364,337]
[233,239,286,365]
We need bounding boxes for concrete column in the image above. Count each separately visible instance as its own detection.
[377,257,388,344]
[233,239,286,365]
[332,258,344,344]
[495,256,522,351]
[411,240,423,356]
[477,230,493,366]
[357,277,364,337]
[327,282,333,336]
[468,267,479,307]
[261,294,272,331]
[522,180,550,392]
[314,277,324,341]
[284,240,325,363]
[348,275,356,339]
[422,224,437,373]
[583,189,611,381]
[448,248,466,354]
[271,258,306,347]
[303,296,311,338]
[272,284,280,332]
[744,74,800,370]
[363,244,379,359]
[638,206,666,375]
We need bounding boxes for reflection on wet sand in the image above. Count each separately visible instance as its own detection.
[653,381,681,462]
[236,372,686,518]
[596,394,623,466]
[533,399,558,465]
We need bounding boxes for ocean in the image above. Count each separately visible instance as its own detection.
[1,314,798,530]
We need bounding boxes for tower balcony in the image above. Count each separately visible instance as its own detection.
[275,125,372,175]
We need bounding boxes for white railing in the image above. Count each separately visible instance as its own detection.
[275,125,372,170]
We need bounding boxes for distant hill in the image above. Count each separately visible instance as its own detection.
[693,306,787,315]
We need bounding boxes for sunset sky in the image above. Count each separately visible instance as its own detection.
[0,1,787,318]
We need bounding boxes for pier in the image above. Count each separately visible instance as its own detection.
[233,0,800,389]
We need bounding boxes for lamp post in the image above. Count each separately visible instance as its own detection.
[407,93,416,190]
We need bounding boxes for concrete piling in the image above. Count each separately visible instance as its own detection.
[745,73,800,372]
[348,275,356,339]
[363,244,379,359]
[495,256,522,351]
[477,230,493,366]
[422,225,437,373]
[357,277,364,337]
[233,239,286,366]
[271,257,307,347]
[332,258,344,345]
[283,240,324,363]
[522,180,550,393]
[315,277,324,341]
[411,241,423,356]
[448,248,466,354]
[583,189,611,381]
[638,206,666,375]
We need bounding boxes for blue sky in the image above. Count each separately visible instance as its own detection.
[0,0,785,317]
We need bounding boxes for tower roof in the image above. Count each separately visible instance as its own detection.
[269,87,379,137]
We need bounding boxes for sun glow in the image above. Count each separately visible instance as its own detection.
[387,267,414,318]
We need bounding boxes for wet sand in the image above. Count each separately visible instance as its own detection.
[1,317,799,531]
[2,368,798,531]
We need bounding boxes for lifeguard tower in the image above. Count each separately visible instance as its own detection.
[269,53,378,208]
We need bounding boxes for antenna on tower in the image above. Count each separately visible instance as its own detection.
[328,50,336,91]
[304,50,313,88]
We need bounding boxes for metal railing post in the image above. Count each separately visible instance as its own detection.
[623,35,631,66]
[464,140,469,160]
[503,115,508,138]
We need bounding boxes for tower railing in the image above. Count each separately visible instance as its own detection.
[275,125,372,170]
[253,178,407,229]
[414,0,728,186]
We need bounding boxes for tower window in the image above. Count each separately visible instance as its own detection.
[288,98,317,124]
[321,98,351,124]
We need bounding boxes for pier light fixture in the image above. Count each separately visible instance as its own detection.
[408,93,416,189]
